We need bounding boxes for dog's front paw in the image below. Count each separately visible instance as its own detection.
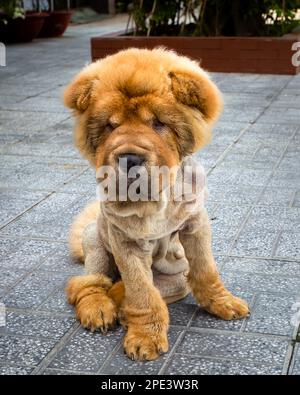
[124,324,169,361]
[206,294,250,321]
[76,293,117,333]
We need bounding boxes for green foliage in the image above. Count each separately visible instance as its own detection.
[0,0,25,20]
[116,0,132,13]
[127,0,300,36]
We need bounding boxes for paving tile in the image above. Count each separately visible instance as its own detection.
[221,270,300,295]
[258,187,295,206]
[2,271,68,309]
[176,292,198,306]
[218,80,280,96]
[244,293,296,336]
[3,97,68,114]
[233,169,273,187]
[100,328,183,375]
[268,171,300,189]
[275,232,300,259]
[165,354,283,375]
[0,190,47,213]
[272,95,300,109]
[246,123,298,140]
[244,206,300,232]
[3,311,75,340]
[211,121,250,143]
[59,168,96,195]
[0,156,86,191]
[49,326,122,373]
[0,335,57,368]
[0,110,69,133]
[176,331,289,365]
[0,83,50,97]
[293,191,300,208]
[168,303,198,326]
[39,288,75,315]
[208,184,262,205]
[210,205,250,254]
[259,108,300,124]
[41,253,84,275]
[278,157,300,172]
[41,368,90,375]
[212,204,250,228]
[0,239,55,271]
[222,257,300,277]
[223,93,272,107]
[0,193,92,240]
[0,365,34,375]
[230,226,278,257]
[0,267,27,290]
[0,141,78,158]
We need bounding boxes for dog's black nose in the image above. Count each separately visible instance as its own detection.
[118,153,145,172]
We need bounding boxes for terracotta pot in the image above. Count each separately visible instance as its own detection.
[38,11,72,38]
[0,12,47,43]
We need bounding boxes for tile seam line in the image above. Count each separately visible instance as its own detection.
[177,326,290,340]
[30,322,81,375]
[0,235,68,242]
[226,253,300,262]
[0,331,75,343]
[282,343,295,375]
[5,306,74,318]
[0,191,55,231]
[96,339,124,375]
[207,123,253,176]
[0,166,91,233]
[0,271,68,304]
[158,307,199,375]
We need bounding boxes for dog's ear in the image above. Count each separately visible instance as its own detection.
[64,75,94,112]
[169,71,223,124]
[64,64,100,112]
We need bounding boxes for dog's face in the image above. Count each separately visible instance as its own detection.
[64,48,222,206]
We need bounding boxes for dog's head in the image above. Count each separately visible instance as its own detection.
[64,48,222,206]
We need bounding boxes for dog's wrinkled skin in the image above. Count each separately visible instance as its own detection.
[64,48,249,361]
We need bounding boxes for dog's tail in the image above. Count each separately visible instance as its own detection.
[69,201,100,262]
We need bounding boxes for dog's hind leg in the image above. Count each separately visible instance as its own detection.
[67,218,119,332]
[69,201,100,262]
[179,209,249,320]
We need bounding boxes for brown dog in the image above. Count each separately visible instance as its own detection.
[64,48,249,361]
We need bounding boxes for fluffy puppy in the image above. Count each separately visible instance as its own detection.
[64,48,249,361]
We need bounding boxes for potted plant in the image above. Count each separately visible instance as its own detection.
[38,0,72,38]
[91,0,300,75]
[0,0,47,42]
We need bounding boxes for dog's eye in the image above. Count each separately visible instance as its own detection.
[105,122,116,132]
[152,119,165,132]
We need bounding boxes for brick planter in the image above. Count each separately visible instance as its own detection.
[91,33,300,75]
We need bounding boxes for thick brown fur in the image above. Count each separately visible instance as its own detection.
[64,48,249,361]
